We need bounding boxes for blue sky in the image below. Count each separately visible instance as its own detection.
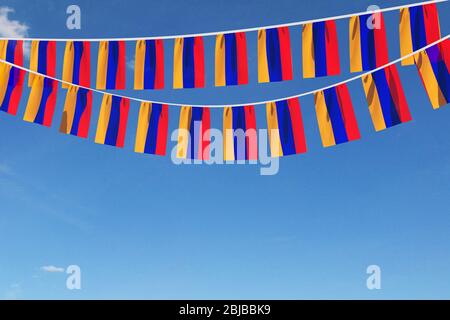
[0,0,449,299]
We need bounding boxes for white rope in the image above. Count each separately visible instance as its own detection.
[0,0,446,42]
[0,36,447,108]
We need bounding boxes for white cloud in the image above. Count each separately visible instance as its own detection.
[41,265,65,273]
[0,7,28,38]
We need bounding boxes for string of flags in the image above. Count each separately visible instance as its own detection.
[0,1,448,161]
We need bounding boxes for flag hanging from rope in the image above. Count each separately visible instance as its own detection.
[400,3,441,65]
[215,32,248,87]
[62,41,91,88]
[258,27,293,83]
[134,40,164,90]
[266,98,307,157]
[29,40,56,87]
[96,41,126,90]
[303,21,340,78]
[0,40,23,65]
[349,12,389,72]
[173,37,205,89]
[177,106,210,159]
[60,86,92,138]
[95,94,130,147]
[135,102,169,155]
[23,76,58,127]
[414,39,449,109]
[314,84,360,147]
[362,65,412,131]
[223,106,257,161]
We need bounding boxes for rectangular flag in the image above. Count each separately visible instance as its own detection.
[0,63,25,115]
[134,39,164,90]
[62,41,91,88]
[258,27,293,83]
[414,39,449,109]
[23,76,58,127]
[362,65,412,131]
[350,12,389,72]
[95,94,130,147]
[60,86,92,138]
[314,84,361,147]
[29,40,56,86]
[266,97,307,157]
[135,102,169,155]
[223,106,257,161]
[96,41,126,90]
[177,106,210,159]
[173,37,205,89]
[215,32,248,86]
[303,21,340,78]
[400,3,441,65]
[0,40,23,65]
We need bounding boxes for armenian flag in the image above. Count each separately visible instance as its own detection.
[0,40,23,65]
[23,76,58,127]
[266,98,307,157]
[362,65,412,131]
[60,86,92,138]
[96,41,126,90]
[0,63,25,116]
[400,3,441,65]
[62,41,91,88]
[134,40,164,90]
[350,12,389,72]
[95,94,130,147]
[414,40,449,109]
[173,37,205,89]
[135,102,169,155]
[29,40,56,86]
[258,27,293,83]
[215,32,248,86]
[303,20,340,78]
[223,106,257,161]
[314,84,360,147]
[176,106,210,159]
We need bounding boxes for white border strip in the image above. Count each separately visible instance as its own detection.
[0,0,446,41]
[0,36,447,108]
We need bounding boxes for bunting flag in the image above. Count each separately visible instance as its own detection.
[28,40,56,87]
[23,76,58,127]
[266,98,307,157]
[314,84,360,147]
[0,40,23,65]
[414,40,449,109]
[134,40,164,90]
[349,12,389,72]
[362,65,412,131]
[173,37,205,89]
[135,102,169,155]
[96,41,126,90]
[62,41,91,88]
[95,94,130,147]
[303,21,340,78]
[258,27,293,83]
[400,3,441,65]
[60,86,92,138]
[0,63,24,115]
[223,106,257,161]
[215,33,248,86]
[177,106,210,159]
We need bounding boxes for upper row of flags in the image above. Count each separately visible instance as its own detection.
[0,3,444,90]
[0,38,448,160]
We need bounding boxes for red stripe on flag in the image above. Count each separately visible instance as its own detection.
[43,81,57,127]
[14,40,23,67]
[244,105,258,160]
[373,13,389,67]
[423,4,441,44]
[200,108,210,160]
[236,32,248,85]
[115,41,126,90]
[116,98,129,148]
[194,37,205,88]
[277,27,293,81]
[46,41,57,77]
[385,66,412,123]
[324,20,340,76]
[287,98,307,154]
[335,84,360,141]
[154,39,165,89]
[155,104,169,156]
[79,42,91,87]
[78,90,92,138]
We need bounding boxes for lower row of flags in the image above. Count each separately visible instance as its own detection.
[0,40,448,160]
